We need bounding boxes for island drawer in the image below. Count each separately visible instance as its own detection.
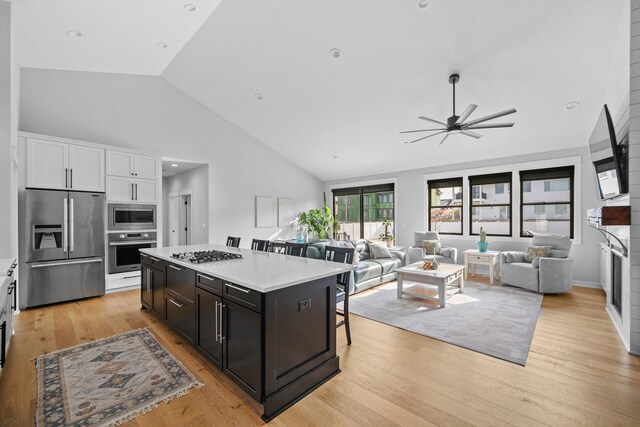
[196,273,223,296]
[140,253,165,270]
[166,263,196,303]
[165,294,195,344]
[223,282,262,313]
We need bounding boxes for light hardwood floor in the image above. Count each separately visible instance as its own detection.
[1,278,639,426]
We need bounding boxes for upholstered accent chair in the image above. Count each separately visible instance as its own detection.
[406,231,458,265]
[500,234,573,293]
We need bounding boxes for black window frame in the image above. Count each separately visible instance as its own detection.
[519,166,574,238]
[333,183,395,239]
[428,177,463,235]
[468,172,512,237]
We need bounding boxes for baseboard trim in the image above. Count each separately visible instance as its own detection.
[573,281,601,289]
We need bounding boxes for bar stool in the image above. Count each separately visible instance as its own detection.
[251,239,270,251]
[268,241,286,254]
[284,242,308,257]
[226,236,241,247]
[325,245,355,345]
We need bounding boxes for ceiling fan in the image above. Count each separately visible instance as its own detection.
[401,73,517,145]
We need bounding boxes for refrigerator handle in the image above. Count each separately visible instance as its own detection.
[69,198,75,252]
[63,198,68,252]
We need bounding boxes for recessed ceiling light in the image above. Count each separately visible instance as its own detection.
[417,0,431,10]
[157,43,168,49]
[171,164,179,167]
[330,48,341,59]
[255,93,263,100]
[184,4,196,12]
[66,30,82,37]
[563,101,580,110]
[330,154,338,159]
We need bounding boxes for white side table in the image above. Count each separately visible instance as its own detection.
[463,250,500,284]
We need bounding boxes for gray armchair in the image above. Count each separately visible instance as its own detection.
[500,234,573,293]
[406,231,457,265]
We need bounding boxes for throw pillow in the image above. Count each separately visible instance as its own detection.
[421,240,441,255]
[369,242,392,259]
[523,246,551,263]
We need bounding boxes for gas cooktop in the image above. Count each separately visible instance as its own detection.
[171,250,243,264]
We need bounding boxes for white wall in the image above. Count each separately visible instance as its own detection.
[19,68,323,248]
[324,146,604,285]
[162,165,209,247]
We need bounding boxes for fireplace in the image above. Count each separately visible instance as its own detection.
[612,252,622,316]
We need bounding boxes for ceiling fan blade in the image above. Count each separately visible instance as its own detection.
[438,133,451,146]
[455,104,478,125]
[419,116,447,126]
[407,131,447,144]
[464,108,517,127]
[464,122,515,129]
[460,130,483,139]
[400,128,446,134]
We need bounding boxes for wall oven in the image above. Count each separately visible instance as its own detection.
[108,204,156,231]
[108,232,157,274]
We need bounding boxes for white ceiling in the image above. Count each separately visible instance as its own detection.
[12,0,222,75]
[13,1,629,181]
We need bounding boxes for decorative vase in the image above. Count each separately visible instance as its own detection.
[385,239,394,248]
[477,241,489,252]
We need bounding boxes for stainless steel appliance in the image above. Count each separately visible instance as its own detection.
[25,189,105,307]
[108,203,156,231]
[108,232,157,274]
[171,250,242,264]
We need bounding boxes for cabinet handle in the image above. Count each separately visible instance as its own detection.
[70,169,73,189]
[131,183,134,201]
[225,283,250,293]
[168,265,183,271]
[168,298,183,308]
[135,183,138,201]
[220,304,225,341]
[147,269,151,293]
[150,257,160,262]
[65,168,68,188]
[215,301,219,343]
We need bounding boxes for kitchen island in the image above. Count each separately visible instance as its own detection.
[139,244,352,422]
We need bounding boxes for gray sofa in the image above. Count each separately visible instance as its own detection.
[406,231,458,265]
[307,239,404,295]
[500,234,573,293]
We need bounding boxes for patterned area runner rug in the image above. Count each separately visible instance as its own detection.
[348,281,543,365]
[36,328,202,426]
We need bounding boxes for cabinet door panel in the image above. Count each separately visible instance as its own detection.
[106,176,133,202]
[224,300,262,399]
[165,295,195,343]
[196,288,222,367]
[68,145,105,192]
[166,264,195,302]
[152,267,165,317]
[27,138,68,190]
[135,155,158,180]
[106,151,134,177]
[141,265,153,308]
[134,179,157,203]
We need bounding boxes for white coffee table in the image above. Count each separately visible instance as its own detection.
[396,262,465,308]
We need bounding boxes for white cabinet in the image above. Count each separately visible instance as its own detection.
[106,176,157,203]
[68,145,105,192]
[107,150,158,180]
[27,138,104,192]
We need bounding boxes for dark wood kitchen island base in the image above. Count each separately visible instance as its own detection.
[140,245,351,421]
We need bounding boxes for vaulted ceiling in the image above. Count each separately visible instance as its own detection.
[13,0,629,181]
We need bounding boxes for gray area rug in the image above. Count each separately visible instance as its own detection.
[347,281,543,365]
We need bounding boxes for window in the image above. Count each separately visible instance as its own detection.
[520,166,574,238]
[469,172,512,236]
[428,178,463,235]
[333,183,395,240]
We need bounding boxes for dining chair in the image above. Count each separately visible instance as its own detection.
[226,236,241,247]
[268,241,286,254]
[284,242,308,257]
[325,245,355,345]
[251,239,270,252]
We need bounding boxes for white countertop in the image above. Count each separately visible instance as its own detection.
[140,245,353,293]
[0,258,16,277]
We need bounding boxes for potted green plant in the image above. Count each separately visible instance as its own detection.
[379,220,394,247]
[477,226,489,252]
[297,193,335,240]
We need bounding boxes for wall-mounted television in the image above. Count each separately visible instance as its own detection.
[589,105,627,200]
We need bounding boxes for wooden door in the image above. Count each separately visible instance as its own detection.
[27,138,68,190]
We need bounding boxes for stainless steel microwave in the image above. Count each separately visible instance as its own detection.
[108,204,156,231]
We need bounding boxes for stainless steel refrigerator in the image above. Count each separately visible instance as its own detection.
[25,189,105,307]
